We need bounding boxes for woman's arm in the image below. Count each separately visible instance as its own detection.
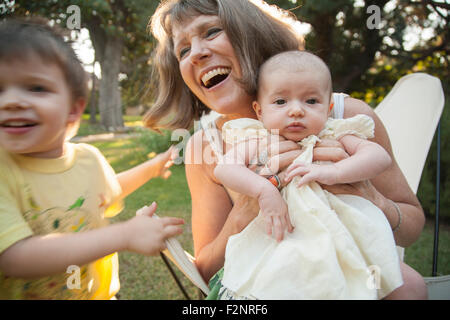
[186,131,260,282]
[340,97,425,247]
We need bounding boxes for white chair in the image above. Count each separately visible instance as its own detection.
[374,72,444,194]
[374,72,447,299]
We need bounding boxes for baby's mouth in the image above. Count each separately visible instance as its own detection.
[201,67,231,89]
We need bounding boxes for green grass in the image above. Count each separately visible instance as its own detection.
[87,133,450,299]
[76,115,144,137]
[405,222,450,278]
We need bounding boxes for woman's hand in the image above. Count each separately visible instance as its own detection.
[250,136,350,187]
[312,139,350,162]
[228,193,261,233]
[321,180,385,207]
[285,163,340,188]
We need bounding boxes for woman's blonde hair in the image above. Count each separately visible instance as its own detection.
[145,0,304,130]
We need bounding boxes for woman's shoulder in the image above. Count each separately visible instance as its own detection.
[343,96,377,118]
[185,130,222,184]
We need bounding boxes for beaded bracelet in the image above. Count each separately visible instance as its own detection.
[267,175,281,190]
[391,200,403,232]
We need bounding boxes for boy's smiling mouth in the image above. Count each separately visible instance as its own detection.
[0,119,39,133]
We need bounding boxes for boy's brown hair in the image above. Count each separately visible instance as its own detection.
[0,17,88,102]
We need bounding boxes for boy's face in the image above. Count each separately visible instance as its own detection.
[253,67,331,142]
[0,55,83,158]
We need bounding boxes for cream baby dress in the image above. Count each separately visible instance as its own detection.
[220,115,403,300]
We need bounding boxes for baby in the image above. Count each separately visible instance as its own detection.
[214,51,403,299]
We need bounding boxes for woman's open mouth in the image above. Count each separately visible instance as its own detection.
[201,67,231,89]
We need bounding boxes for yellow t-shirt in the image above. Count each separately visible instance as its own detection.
[0,143,123,299]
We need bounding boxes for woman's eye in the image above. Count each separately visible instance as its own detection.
[179,47,190,59]
[306,98,317,104]
[274,99,286,105]
[206,27,221,38]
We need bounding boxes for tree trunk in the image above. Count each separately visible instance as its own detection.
[88,68,97,124]
[98,35,124,131]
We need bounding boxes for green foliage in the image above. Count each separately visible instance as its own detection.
[136,128,175,155]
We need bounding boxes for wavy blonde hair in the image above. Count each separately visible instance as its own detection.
[145,0,304,130]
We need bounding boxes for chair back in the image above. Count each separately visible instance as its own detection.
[374,73,445,194]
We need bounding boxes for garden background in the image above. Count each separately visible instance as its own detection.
[2,0,448,299]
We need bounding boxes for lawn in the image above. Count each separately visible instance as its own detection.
[75,118,450,299]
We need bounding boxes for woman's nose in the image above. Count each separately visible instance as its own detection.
[189,39,211,65]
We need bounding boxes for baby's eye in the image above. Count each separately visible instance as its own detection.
[306,98,318,105]
[274,99,287,105]
[206,27,222,38]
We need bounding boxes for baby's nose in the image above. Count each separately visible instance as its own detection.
[288,102,305,117]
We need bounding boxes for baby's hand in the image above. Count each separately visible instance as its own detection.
[258,187,294,242]
[285,162,339,188]
[123,202,184,256]
[152,145,178,179]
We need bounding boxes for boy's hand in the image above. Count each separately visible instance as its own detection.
[258,187,294,242]
[124,202,184,256]
[285,163,339,188]
[152,145,178,179]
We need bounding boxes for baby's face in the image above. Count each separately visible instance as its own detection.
[253,68,330,142]
[0,55,78,158]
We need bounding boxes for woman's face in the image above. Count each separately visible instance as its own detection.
[172,15,255,119]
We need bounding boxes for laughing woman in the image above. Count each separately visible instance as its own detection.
[144,0,427,299]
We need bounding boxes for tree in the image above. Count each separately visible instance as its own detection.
[6,0,158,131]
[269,0,448,97]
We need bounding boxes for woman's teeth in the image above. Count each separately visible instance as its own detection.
[201,68,231,88]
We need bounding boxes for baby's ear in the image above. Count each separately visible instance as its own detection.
[252,101,263,119]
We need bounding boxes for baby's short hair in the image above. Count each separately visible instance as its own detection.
[257,50,333,100]
[0,17,88,101]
